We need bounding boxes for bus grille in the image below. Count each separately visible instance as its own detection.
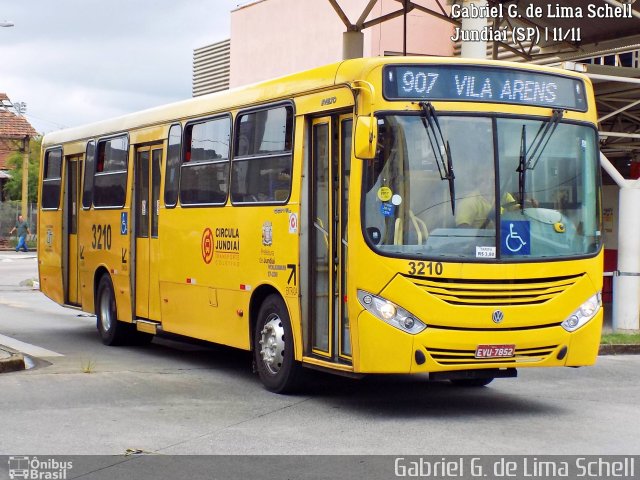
[408,273,584,306]
[426,345,558,365]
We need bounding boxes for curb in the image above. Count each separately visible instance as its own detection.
[0,346,26,374]
[599,344,640,355]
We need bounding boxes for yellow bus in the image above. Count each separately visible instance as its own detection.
[38,57,603,392]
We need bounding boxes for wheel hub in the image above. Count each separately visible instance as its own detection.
[259,314,285,375]
[100,292,112,332]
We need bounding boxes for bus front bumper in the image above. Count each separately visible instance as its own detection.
[355,308,603,374]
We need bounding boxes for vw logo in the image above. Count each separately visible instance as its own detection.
[492,310,505,324]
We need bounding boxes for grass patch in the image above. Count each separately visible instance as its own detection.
[81,359,96,373]
[601,332,640,345]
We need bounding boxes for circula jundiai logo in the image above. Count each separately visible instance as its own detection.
[215,227,240,253]
[202,228,214,264]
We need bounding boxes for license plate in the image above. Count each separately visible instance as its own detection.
[475,344,515,358]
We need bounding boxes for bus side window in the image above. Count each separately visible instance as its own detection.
[82,141,95,209]
[231,105,293,204]
[42,148,63,210]
[93,136,128,208]
[165,124,181,207]
[179,116,230,206]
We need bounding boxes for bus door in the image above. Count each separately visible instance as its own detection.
[134,145,162,320]
[309,114,352,362]
[64,155,82,305]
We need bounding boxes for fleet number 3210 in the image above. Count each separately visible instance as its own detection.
[408,261,443,276]
[91,224,112,250]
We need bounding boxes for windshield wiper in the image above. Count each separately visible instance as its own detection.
[526,109,564,170]
[517,125,527,212]
[517,109,564,211]
[419,101,456,215]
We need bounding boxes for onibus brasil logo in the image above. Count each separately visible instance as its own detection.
[8,456,73,480]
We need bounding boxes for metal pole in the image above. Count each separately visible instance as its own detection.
[601,152,640,332]
[342,31,364,59]
[21,136,29,218]
[460,0,488,59]
[492,17,499,59]
[403,0,407,56]
[612,187,640,332]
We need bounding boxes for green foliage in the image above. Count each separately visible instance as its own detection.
[601,332,640,345]
[3,137,42,203]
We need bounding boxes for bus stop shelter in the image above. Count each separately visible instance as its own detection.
[327,0,640,330]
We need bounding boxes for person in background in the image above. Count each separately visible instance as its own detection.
[10,214,30,252]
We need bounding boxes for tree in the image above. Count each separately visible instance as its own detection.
[3,136,41,204]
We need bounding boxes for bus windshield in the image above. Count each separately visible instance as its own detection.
[363,114,601,261]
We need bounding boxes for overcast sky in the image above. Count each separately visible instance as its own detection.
[1,0,240,134]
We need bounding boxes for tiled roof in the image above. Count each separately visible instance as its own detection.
[0,98,38,169]
[0,110,38,138]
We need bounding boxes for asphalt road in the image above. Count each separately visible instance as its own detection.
[1,251,639,456]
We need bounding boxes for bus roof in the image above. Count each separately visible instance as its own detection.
[42,56,591,147]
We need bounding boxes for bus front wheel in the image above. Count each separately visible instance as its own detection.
[254,294,302,393]
[96,275,129,346]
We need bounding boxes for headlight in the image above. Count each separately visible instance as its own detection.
[561,292,601,332]
[357,290,427,334]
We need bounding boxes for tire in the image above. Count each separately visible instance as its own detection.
[96,275,129,346]
[254,294,302,393]
[449,377,494,387]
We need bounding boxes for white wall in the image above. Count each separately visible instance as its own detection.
[230,0,454,88]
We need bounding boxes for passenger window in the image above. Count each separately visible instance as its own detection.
[179,116,230,206]
[82,141,95,209]
[41,148,62,210]
[165,124,181,207]
[231,105,293,204]
[94,136,128,208]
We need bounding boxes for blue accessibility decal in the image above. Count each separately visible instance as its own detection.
[121,212,128,235]
[501,220,530,255]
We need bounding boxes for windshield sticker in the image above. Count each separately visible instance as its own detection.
[288,213,298,234]
[391,194,403,206]
[501,220,530,255]
[377,187,393,202]
[476,246,496,258]
[380,202,395,217]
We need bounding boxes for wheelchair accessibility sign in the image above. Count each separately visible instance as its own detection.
[121,212,128,235]
[501,220,530,255]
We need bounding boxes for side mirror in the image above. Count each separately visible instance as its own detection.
[354,115,377,160]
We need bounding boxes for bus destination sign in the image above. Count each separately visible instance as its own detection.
[383,65,587,111]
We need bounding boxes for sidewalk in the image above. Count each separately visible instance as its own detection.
[0,250,38,372]
[0,250,38,261]
[0,345,25,373]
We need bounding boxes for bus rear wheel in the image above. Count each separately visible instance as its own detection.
[254,294,302,393]
[96,275,129,346]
